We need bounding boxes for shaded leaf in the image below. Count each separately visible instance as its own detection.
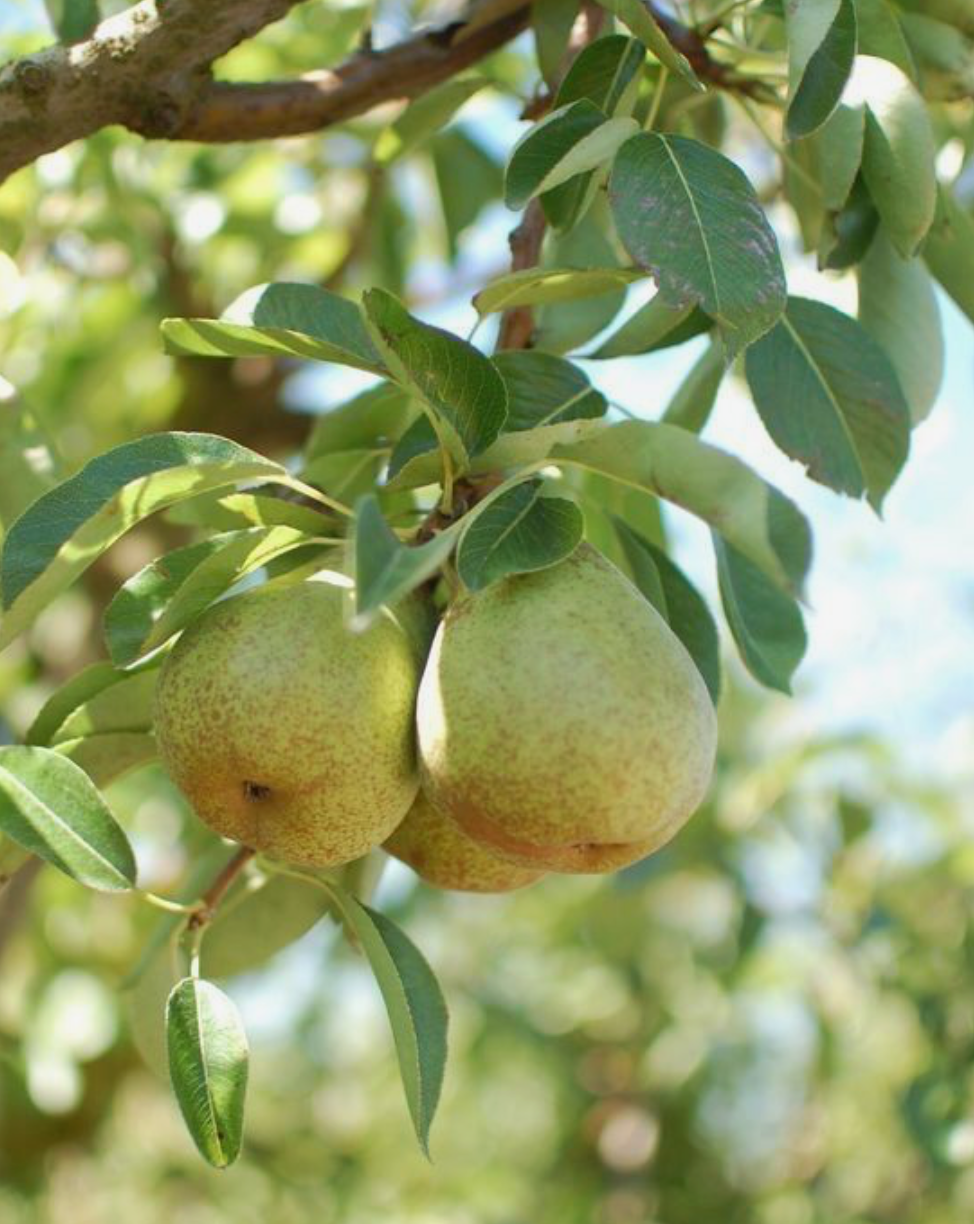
[0,745,136,891]
[506,102,638,210]
[534,211,630,352]
[162,283,386,375]
[104,526,313,668]
[44,0,99,42]
[744,296,910,508]
[615,521,721,703]
[362,289,507,463]
[494,350,607,429]
[0,386,58,533]
[51,671,156,742]
[305,383,415,460]
[0,433,283,650]
[553,421,813,596]
[55,733,157,790]
[457,480,583,590]
[352,495,459,628]
[323,884,448,1155]
[432,129,503,256]
[661,340,724,433]
[815,102,865,210]
[786,0,857,139]
[854,0,916,76]
[586,299,710,359]
[474,266,644,314]
[922,187,974,328]
[846,56,936,256]
[167,978,249,1168]
[27,661,121,747]
[375,77,487,163]
[595,0,702,87]
[714,536,807,693]
[819,173,879,269]
[610,134,787,359]
[858,230,943,423]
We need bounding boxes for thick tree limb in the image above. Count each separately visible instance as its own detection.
[0,0,529,185]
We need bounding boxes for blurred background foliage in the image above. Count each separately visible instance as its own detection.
[1,1,973,1221]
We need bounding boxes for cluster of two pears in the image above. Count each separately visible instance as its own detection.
[154,544,717,891]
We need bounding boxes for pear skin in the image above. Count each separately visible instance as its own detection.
[155,573,423,867]
[417,544,717,873]
[384,791,544,893]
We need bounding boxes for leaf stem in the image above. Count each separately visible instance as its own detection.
[141,891,204,917]
[645,66,669,131]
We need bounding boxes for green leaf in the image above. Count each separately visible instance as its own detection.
[586,299,710,359]
[55,734,157,789]
[495,350,607,430]
[814,102,865,211]
[202,875,333,980]
[167,978,249,1168]
[352,495,459,628]
[432,130,503,257]
[922,187,974,328]
[44,0,99,42]
[456,480,583,591]
[374,77,487,164]
[162,283,386,376]
[553,420,812,596]
[164,491,329,534]
[474,266,644,315]
[900,13,974,101]
[858,230,943,423]
[786,0,857,139]
[533,0,581,84]
[0,838,31,889]
[744,296,911,508]
[0,745,136,892]
[542,35,646,230]
[362,289,507,463]
[324,885,448,1155]
[0,433,283,650]
[27,661,122,747]
[534,210,630,353]
[854,0,916,76]
[610,134,787,360]
[661,340,724,433]
[305,383,415,460]
[615,522,721,703]
[819,173,879,269]
[595,0,702,88]
[104,526,313,668]
[714,536,807,693]
[505,102,638,210]
[846,56,936,256]
[51,671,156,742]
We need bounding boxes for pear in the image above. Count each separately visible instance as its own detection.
[417,544,717,873]
[384,791,544,893]
[154,572,424,867]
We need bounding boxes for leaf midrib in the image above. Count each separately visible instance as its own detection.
[658,136,723,323]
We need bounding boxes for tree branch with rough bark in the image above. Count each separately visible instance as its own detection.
[0,0,530,186]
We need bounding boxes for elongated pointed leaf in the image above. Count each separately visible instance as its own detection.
[56,733,157,789]
[786,0,857,139]
[0,745,136,891]
[505,102,638,209]
[845,56,936,256]
[167,978,249,1168]
[553,421,812,596]
[661,340,724,434]
[494,351,606,430]
[922,187,974,327]
[543,35,646,230]
[457,480,583,590]
[52,671,156,742]
[744,296,910,508]
[27,661,121,747]
[104,526,313,667]
[362,290,507,463]
[610,134,787,359]
[352,496,459,627]
[815,102,865,210]
[858,230,943,424]
[162,283,386,375]
[615,522,721,704]
[474,266,644,315]
[586,299,710,359]
[714,536,807,693]
[0,433,283,650]
[595,0,702,87]
[374,76,487,164]
[324,885,447,1155]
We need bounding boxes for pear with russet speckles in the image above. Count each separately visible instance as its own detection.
[155,573,429,867]
[417,544,717,874]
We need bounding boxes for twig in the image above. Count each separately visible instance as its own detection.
[187,846,255,931]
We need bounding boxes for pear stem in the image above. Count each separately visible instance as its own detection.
[187,846,256,932]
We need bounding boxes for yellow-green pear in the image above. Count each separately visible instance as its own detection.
[417,544,717,873]
[384,791,545,893]
[154,573,425,867]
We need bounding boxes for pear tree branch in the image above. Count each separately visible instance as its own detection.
[0,0,530,186]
